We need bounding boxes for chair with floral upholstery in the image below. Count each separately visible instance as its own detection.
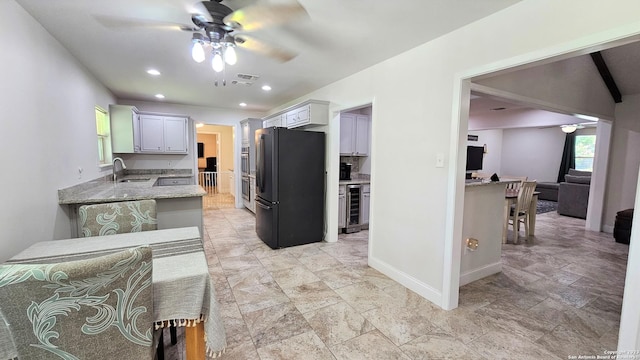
[79,199,158,237]
[77,200,176,356]
[0,246,155,360]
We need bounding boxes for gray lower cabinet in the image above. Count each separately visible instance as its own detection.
[361,184,370,226]
[155,177,192,186]
[338,185,346,230]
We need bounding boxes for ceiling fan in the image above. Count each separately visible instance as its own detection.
[95,0,308,67]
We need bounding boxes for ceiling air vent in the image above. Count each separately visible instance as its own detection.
[231,80,253,86]
[236,73,260,81]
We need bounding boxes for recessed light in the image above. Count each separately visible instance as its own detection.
[239,102,247,107]
[196,123,204,128]
[147,69,161,76]
[261,85,272,91]
[155,94,165,99]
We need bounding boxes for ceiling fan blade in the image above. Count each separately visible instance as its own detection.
[93,15,197,31]
[223,1,308,31]
[191,1,214,23]
[235,35,297,62]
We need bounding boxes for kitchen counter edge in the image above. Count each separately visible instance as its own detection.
[58,174,205,205]
[339,179,371,185]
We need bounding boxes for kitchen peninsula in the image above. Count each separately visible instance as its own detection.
[460,180,515,285]
[59,170,205,237]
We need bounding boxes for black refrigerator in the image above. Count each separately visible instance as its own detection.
[255,127,325,249]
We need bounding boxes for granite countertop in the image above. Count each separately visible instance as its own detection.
[465,179,519,187]
[58,170,205,205]
[339,175,371,186]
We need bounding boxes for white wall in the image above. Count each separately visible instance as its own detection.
[0,1,116,261]
[604,94,640,229]
[467,130,503,176]
[277,0,640,306]
[500,127,566,182]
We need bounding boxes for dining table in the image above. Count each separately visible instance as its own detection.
[503,189,540,243]
[0,227,226,360]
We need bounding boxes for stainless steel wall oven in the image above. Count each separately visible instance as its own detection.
[241,176,250,201]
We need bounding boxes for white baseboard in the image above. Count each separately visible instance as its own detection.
[368,256,442,307]
[459,262,502,286]
[602,225,614,234]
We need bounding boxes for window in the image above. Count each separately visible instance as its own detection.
[575,135,596,171]
[95,107,112,166]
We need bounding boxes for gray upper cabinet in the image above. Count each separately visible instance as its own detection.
[162,117,188,153]
[340,113,370,156]
[110,105,188,154]
[261,100,329,130]
[263,114,282,128]
[139,115,164,152]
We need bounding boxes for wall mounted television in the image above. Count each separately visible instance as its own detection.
[466,146,484,171]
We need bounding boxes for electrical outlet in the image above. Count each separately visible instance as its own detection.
[465,238,479,252]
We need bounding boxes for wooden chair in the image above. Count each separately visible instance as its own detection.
[508,180,537,243]
[503,176,528,193]
[0,247,155,359]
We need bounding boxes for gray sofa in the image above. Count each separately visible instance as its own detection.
[557,169,592,219]
[536,182,560,201]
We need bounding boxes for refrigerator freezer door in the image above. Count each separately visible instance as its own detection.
[255,197,278,249]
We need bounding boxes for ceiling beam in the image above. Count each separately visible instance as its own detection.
[590,51,622,103]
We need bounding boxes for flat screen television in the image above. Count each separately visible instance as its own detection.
[466,146,484,171]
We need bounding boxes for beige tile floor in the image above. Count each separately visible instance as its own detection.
[160,207,628,360]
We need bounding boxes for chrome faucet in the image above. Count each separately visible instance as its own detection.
[112,157,127,182]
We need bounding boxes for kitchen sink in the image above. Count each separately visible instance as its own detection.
[118,178,150,183]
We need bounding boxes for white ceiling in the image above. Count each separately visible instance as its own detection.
[470,40,640,128]
[15,0,521,112]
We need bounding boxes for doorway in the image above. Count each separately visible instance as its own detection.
[197,124,236,209]
[446,32,640,348]
[335,104,373,261]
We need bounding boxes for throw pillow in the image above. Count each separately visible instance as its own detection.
[568,169,592,177]
[565,174,591,185]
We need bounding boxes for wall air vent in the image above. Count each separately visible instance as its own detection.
[236,73,260,81]
[231,80,253,86]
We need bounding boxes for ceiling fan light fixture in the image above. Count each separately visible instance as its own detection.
[211,51,224,72]
[224,45,237,65]
[192,41,206,63]
[561,124,578,133]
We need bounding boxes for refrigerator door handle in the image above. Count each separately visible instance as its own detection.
[256,200,271,210]
[258,134,266,193]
